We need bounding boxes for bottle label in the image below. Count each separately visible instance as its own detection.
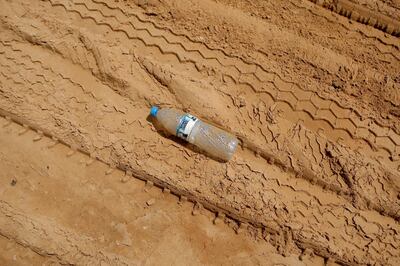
[176,114,198,140]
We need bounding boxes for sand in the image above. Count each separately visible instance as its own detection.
[0,0,399,264]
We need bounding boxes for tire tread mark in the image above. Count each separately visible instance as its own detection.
[0,41,98,100]
[46,0,399,164]
[1,44,399,265]
[86,0,399,122]
[308,0,400,37]
[298,0,400,48]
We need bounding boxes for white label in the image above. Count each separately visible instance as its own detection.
[176,114,198,140]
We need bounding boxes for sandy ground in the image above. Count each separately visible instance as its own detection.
[0,120,316,265]
[0,0,399,265]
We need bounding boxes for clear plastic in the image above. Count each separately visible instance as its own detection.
[155,108,185,136]
[154,108,238,161]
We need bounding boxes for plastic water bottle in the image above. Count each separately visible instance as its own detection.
[150,106,238,161]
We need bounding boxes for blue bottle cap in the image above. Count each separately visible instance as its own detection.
[150,106,159,117]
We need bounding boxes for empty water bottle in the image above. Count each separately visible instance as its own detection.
[150,106,238,161]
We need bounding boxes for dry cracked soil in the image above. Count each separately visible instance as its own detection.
[0,0,399,265]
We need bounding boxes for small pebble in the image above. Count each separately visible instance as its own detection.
[332,79,344,90]
[146,198,156,206]
[120,175,130,183]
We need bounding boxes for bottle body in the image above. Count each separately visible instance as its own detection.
[150,107,238,161]
[188,120,238,161]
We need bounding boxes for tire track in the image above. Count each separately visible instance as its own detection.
[293,0,400,49]
[91,0,400,108]
[1,0,398,185]
[44,0,400,169]
[2,8,400,208]
[308,0,400,37]
[0,41,399,264]
[0,234,55,265]
[0,42,272,230]
[0,114,303,265]
[0,201,136,265]
[288,0,400,62]
[0,39,353,210]
[78,0,400,153]
[0,41,338,203]
[1,108,399,265]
